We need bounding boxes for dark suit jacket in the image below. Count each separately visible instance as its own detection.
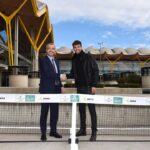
[39,56,61,94]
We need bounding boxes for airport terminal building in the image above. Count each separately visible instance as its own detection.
[0,0,150,85]
[57,47,150,77]
[1,1,150,147]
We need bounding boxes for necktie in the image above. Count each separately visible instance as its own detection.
[52,58,57,73]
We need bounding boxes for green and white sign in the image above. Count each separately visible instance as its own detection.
[113,97,123,104]
[25,95,35,102]
[70,95,80,102]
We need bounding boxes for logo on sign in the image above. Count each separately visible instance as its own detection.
[70,95,80,102]
[0,97,5,100]
[43,97,51,100]
[25,95,35,102]
[87,98,94,101]
[16,96,24,102]
[127,99,136,103]
[105,97,112,103]
[113,97,123,104]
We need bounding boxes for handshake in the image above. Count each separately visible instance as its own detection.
[60,74,67,81]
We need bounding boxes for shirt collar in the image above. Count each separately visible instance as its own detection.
[47,55,54,61]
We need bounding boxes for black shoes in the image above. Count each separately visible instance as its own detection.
[76,129,97,141]
[76,129,86,137]
[41,132,62,141]
[89,131,97,141]
[41,134,47,141]
[41,131,96,141]
[49,132,62,138]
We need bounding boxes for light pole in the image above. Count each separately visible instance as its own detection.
[98,42,103,81]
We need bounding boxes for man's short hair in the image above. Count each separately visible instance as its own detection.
[72,40,82,47]
[46,43,55,49]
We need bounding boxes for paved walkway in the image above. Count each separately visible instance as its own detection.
[0,134,150,150]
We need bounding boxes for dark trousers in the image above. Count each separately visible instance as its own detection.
[40,103,59,134]
[77,87,97,132]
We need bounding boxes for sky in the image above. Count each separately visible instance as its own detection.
[43,0,150,49]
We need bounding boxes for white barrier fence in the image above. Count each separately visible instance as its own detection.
[1,94,150,150]
[0,94,150,105]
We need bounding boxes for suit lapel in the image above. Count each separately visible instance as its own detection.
[45,56,59,74]
[45,56,55,72]
[55,60,59,73]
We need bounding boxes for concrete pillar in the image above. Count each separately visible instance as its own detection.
[30,30,39,71]
[9,75,28,87]
[33,50,39,71]
[141,67,150,88]
[29,30,40,87]
[14,16,19,66]
[28,78,40,87]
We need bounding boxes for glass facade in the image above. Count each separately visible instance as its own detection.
[59,60,150,75]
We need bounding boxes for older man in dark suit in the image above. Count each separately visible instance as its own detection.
[39,43,62,141]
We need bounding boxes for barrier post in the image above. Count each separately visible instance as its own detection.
[69,102,78,150]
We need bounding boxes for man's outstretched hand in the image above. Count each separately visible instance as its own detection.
[60,74,67,81]
[92,87,96,94]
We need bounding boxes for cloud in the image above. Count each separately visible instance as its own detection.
[142,31,150,41]
[102,31,115,38]
[43,0,150,28]
[87,43,97,47]
[132,43,150,48]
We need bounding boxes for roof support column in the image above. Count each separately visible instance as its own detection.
[31,30,39,71]
[14,16,19,66]
[33,50,39,71]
